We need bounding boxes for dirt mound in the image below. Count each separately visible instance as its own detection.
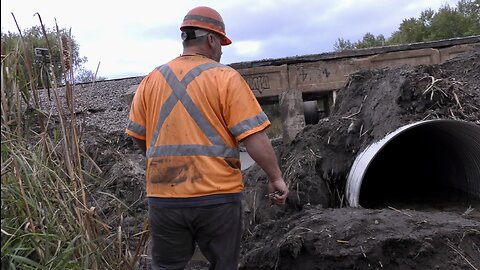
[284,47,480,208]
[240,48,480,269]
[240,206,479,270]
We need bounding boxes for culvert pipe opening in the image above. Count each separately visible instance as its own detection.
[346,119,480,208]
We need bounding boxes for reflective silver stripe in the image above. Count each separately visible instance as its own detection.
[229,111,269,138]
[148,62,238,158]
[150,65,183,147]
[152,63,225,147]
[146,144,239,158]
[151,87,179,146]
[127,120,146,136]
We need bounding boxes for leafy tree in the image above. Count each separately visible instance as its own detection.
[334,33,385,51]
[334,38,355,51]
[428,4,470,39]
[455,0,480,35]
[334,0,480,51]
[76,68,107,83]
[428,0,480,39]
[462,0,480,17]
[1,25,94,88]
[355,33,386,49]
[387,9,435,44]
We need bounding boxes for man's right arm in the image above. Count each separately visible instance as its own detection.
[242,130,289,205]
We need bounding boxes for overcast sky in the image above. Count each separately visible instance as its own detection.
[2,0,460,79]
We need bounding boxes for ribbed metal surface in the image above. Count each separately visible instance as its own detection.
[346,119,480,207]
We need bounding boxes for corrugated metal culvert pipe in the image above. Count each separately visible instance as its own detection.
[346,119,480,208]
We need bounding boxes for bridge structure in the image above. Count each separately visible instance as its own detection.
[229,36,479,142]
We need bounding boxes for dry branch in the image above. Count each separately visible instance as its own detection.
[387,206,413,217]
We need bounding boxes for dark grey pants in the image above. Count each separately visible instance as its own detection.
[149,201,242,270]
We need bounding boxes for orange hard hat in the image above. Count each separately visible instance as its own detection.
[180,6,232,46]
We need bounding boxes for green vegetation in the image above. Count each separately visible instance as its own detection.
[334,0,480,51]
[1,14,105,84]
[1,18,141,270]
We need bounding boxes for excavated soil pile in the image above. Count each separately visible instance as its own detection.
[39,48,479,269]
[240,48,480,269]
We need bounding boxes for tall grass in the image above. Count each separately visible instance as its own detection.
[1,15,145,269]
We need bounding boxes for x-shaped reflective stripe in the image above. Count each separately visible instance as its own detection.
[150,63,226,149]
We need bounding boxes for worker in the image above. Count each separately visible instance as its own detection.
[125,6,289,270]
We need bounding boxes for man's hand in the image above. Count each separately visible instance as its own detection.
[267,178,289,205]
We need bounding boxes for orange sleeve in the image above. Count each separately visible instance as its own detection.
[223,70,270,141]
[125,78,148,140]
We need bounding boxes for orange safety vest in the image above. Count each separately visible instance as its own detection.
[126,55,270,200]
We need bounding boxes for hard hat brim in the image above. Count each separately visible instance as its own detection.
[220,36,232,46]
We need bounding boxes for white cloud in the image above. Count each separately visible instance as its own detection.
[232,41,262,56]
[83,38,182,79]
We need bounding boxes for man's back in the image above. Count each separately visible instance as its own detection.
[127,54,270,200]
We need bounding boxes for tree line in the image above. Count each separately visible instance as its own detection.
[1,24,105,87]
[334,0,479,51]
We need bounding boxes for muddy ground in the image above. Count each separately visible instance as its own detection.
[41,47,480,269]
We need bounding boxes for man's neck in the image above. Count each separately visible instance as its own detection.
[182,48,211,59]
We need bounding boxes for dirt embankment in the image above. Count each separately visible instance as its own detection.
[240,48,480,269]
